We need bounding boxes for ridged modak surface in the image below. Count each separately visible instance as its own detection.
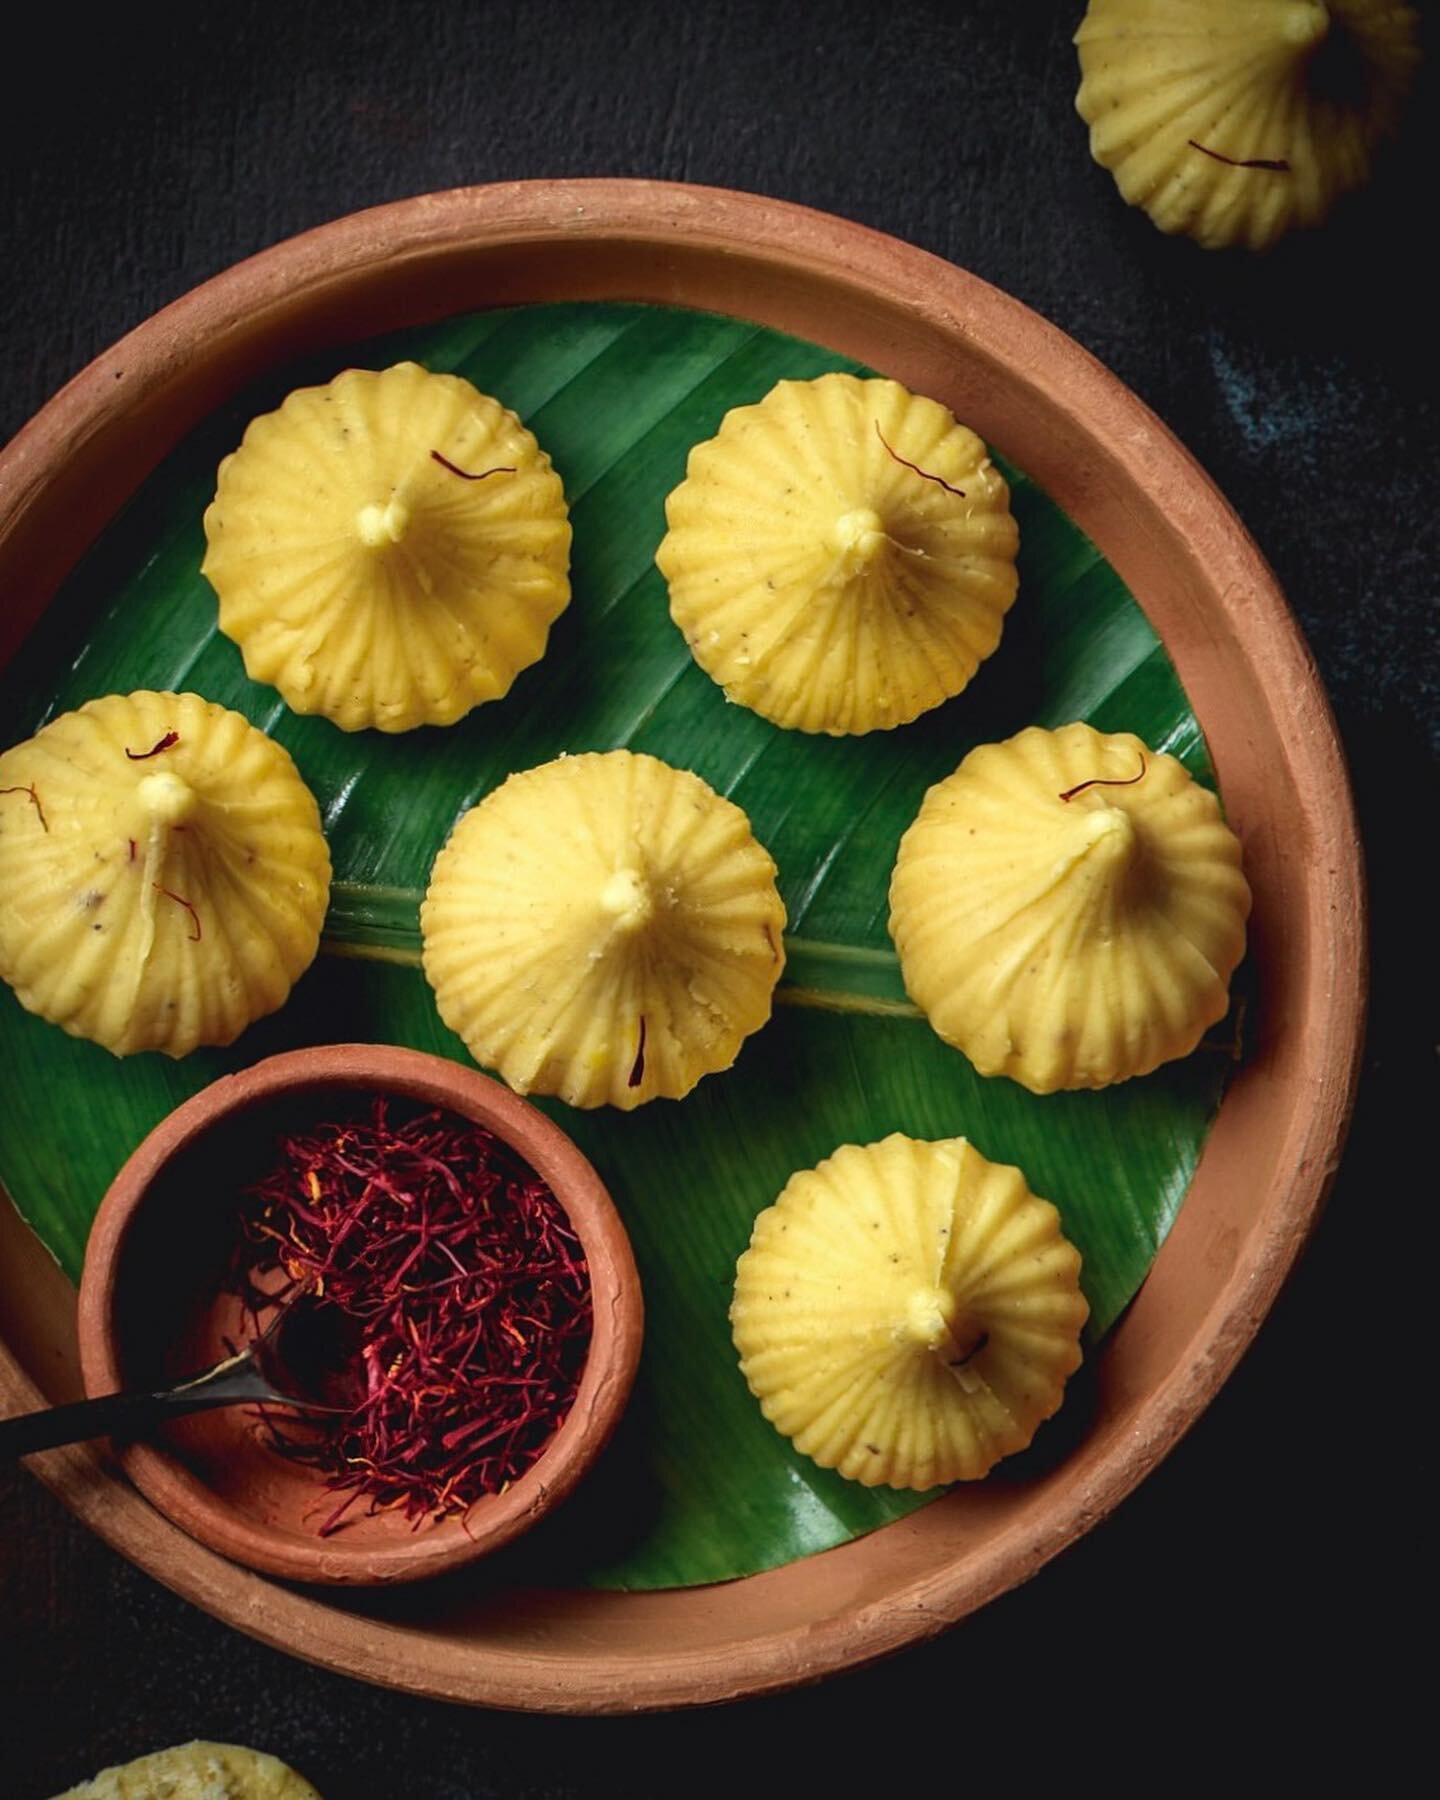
[656,373,1019,735]
[889,723,1251,1093]
[0,691,330,1057]
[202,362,571,732]
[421,750,786,1110]
[57,1740,319,1800]
[731,1135,1088,1489]
[1075,0,1420,250]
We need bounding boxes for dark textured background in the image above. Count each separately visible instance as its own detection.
[2,3,1434,1793]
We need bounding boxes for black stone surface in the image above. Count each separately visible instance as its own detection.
[2,3,1434,1793]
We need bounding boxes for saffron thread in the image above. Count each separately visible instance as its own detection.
[948,1331,989,1369]
[154,883,202,941]
[430,450,516,482]
[628,1016,648,1089]
[1059,754,1147,804]
[874,422,966,498]
[231,1100,591,1533]
[1187,140,1290,172]
[0,784,48,832]
[125,729,180,760]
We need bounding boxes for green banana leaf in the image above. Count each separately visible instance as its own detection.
[0,302,1231,1589]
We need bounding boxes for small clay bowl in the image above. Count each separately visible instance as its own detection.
[76,1044,643,1585]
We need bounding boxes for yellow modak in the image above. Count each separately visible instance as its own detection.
[202,362,571,732]
[0,691,330,1057]
[732,1135,1088,1489]
[56,1740,319,1800]
[889,722,1251,1094]
[656,373,1019,735]
[57,1742,318,1800]
[1075,0,1420,250]
[421,750,785,1109]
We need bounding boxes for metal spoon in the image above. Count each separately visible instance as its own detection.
[0,1301,348,1460]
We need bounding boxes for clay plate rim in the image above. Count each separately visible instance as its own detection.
[74,1044,643,1585]
[0,179,1366,1711]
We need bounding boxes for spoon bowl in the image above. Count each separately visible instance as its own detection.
[0,1298,349,1465]
[76,1045,643,1585]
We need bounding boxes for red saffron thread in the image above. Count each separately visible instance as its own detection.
[430,450,517,482]
[1058,754,1147,803]
[1187,140,1290,172]
[628,1017,648,1089]
[231,1100,592,1534]
[125,729,180,760]
[948,1330,989,1369]
[127,839,138,862]
[874,422,966,498]
[0,784,48,832]
[153,883,202,940]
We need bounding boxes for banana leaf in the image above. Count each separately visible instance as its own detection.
[0,302,1230,1588]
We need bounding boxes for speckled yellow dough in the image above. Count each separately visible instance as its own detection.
[732,1135,1088,1489]
[0,691,330,1057]
[656,373,1019,735]
[1075,0,1420,250]
[54,1739,320,1799]
[202,361,571,732]
[888,722,1251,1094]
[421,750,786,1109]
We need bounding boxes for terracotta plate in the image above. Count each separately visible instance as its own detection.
[0,180,1364,1712]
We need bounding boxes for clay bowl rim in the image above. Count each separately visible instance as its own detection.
[0,178,1366,1711]
[74,1044,644,1586]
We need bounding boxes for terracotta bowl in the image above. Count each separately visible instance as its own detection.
[0,180,1365,1709]
[74,1045,643,1585]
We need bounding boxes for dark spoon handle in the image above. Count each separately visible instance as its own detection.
[0,1352,277,1459]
